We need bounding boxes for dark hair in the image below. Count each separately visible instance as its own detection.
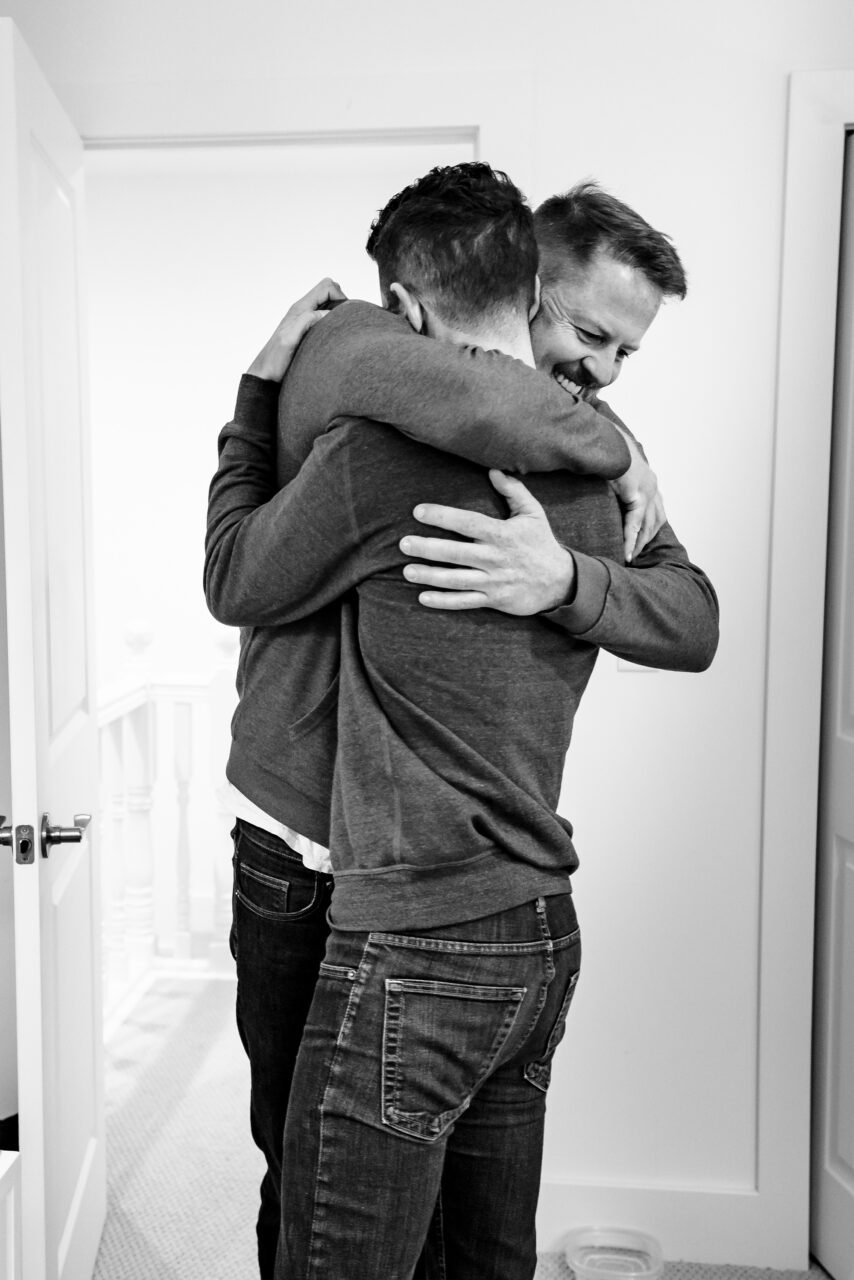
[533,181,687,299]
[366,162,538,329]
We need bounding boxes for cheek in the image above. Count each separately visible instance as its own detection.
[531,318,579,368]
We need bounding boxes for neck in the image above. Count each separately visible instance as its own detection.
[428,313,536,368]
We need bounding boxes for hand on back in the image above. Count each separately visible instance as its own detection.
[247,277,347,382]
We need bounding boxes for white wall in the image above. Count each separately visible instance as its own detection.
[1,0,852,1264]
[84,137,473,688]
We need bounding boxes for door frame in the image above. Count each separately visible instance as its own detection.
[77,70,538,198]
[760,70,854,1253]
[73,69,852,1264]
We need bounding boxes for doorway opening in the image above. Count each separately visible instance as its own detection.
[83,131,476,1023]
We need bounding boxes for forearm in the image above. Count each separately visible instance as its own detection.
[546,526,720,672]
[205,375,282,621]
[287,302,633,478]
[205,378,357,626]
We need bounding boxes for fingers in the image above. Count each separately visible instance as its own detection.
[416,590,488,611]
[293,277,347,314]
[411,503,500,540]
[623,518,642,563]
[487,470,544,516]
[400,533,490,567]
[403,563,485,588]
[625,493,667,561]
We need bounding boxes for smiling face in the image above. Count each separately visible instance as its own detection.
[530,248,663,396]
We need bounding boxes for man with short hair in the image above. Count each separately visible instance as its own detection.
[398,181,688,611]
[534,181,687,394]
[207,177,705,1280]
[206,163,717,1279]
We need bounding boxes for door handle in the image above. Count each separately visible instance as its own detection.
[0,816,11,847]
[40,812,91,859]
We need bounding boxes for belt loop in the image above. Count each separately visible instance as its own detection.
[535,896,551,942]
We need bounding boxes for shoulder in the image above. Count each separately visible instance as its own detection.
[317,415,495,510]
[304,299,408,352]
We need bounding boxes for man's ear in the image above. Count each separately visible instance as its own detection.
[389,282,424,335]
[528,274,542,323]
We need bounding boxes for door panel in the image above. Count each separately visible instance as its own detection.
[0,19,103,1280]
[0,1153,22,1280]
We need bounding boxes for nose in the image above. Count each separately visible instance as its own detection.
[582,349,619,388]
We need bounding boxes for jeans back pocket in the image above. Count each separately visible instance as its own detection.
[382,977,527,1142]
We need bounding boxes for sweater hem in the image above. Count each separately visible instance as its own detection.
[328,856,574,932]
[226,747,331,846]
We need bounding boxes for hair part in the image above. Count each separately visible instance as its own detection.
[366,162,538,330]
[533,181,687,299]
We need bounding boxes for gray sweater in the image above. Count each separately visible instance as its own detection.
[205,302,719,927]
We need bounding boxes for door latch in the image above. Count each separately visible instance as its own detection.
[40,813,91,859]
[0,818,36,864]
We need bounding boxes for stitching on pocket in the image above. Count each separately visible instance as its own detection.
[381,978,527,1142]
[524,971,579,1093]
[236,863,325,921]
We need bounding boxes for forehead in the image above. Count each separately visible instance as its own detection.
[542,250,662,347]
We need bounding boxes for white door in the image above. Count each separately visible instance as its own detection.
[0,19,104,1280]
[812,130,854,1280]
[0,1152,22,1280]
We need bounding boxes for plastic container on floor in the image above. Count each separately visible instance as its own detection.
[564,1226,664,1280]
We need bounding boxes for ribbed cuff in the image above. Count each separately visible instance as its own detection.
[234,372,280,420]
[542,551,611,634]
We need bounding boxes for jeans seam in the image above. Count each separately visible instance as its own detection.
[368,932,553,957]
[551,927,581,951]
[523,969,580,1093]
[306,938,371,1273]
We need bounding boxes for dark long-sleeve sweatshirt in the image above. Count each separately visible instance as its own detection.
[205,302,719,890]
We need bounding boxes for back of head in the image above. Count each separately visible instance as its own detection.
[366,162,538,332]
[534,181,687,298]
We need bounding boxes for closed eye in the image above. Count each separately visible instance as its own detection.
[573,325,604,346]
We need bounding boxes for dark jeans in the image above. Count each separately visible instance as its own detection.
[276,892,581,1280]
[231,820,334,1280]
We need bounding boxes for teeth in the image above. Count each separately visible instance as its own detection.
[554,373,585,398]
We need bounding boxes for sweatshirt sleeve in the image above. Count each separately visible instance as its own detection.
[280,302,632,478]
[205,374,280,622]
[542,523,720,673]
[206,402,373,627]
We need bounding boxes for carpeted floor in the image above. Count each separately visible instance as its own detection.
[94,976,833,1280]
[95,974,262,1278]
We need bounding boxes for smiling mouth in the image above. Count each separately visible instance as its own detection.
[553,371,594,401]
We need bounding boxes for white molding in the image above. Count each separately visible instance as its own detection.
[83,125,477,151]
[538,71,854,1271]
[72,69,538,195]
[756,69,854,1264]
